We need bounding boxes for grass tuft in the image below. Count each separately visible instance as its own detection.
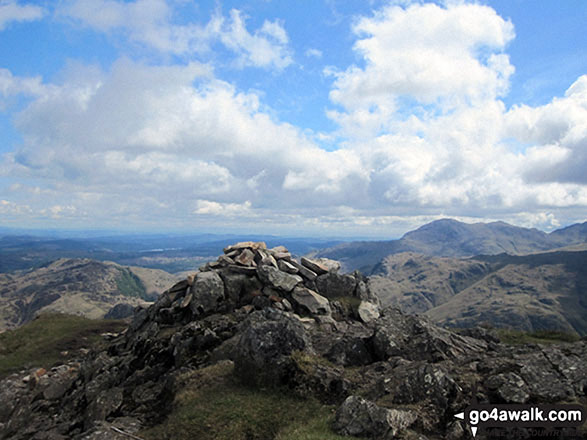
[497,328,580,345]
[0,313,126,377]
[140,361,348,440]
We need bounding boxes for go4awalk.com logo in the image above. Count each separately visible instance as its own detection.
[454,403,586,437]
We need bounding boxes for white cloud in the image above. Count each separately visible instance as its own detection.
[0,0,44,31]
[194,200,252,216]
[60,0,292,70]
[305,48,322,58]
[328,2,514,138]
[505,75,587,184]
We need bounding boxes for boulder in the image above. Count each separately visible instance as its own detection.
[333,396,417,439]
[316,272,357,299]
[104,303,135,320]
[189,271,225,316]
[291,286,331,316]
[234,308,311,386]
[357,301,380,323]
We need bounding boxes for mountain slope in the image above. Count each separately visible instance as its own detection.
[369,250,587,335]
[0,258,179,330]
[314,219,587,273]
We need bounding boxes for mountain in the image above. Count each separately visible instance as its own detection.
[1,241,586,439]
[0,258,179,330]
[313,219,587,273]
[369,249,587,335]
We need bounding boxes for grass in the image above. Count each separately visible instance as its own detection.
[0,313,127,378]
[497,328,581,345]
[140,361,348,440]
[116,268,148,299]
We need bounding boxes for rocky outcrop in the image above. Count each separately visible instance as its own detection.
[1,242,586,440]
[334,396,417,439]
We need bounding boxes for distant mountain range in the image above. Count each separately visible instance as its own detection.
[0,259,179,330]
[369,250,587,335]
[313,219,587,273]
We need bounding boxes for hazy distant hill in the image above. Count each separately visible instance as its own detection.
[313,219,587,273]
[0,232,342,274]
[369,250,587,335]
[0,258,179,330]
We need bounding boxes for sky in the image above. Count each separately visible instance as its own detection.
[0,0,586,238]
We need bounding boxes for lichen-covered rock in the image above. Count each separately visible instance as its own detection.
[189,271,225,316]
[333,395,417,439]
[372,307,486,362]
[358,301,380,323]
[234,308,310,386]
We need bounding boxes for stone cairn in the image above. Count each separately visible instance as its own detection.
[154,241,381,325]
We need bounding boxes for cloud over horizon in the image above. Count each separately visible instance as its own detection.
[0,0,585,236]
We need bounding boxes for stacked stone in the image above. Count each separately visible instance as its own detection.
[152,241,381,326]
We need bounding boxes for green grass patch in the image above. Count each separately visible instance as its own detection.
[497,328,580,345]
[116,268,148,299]
[140,361,347,440]
[336,295,362,316]
[0,313,127,378]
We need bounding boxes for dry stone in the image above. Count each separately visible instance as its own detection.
[278,259,298,274]
[256,265,302,292]
[234,248,255,266]
[301,257,329,275]
[291,286,331,316]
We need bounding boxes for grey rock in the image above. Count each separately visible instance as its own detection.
[372,307,486,362]
[316,272,357,299]
[189,271,225,316]
[301,257,329,275]
[104,303,135,320]
[485,372,530,403]
[256,265,302,292]
[234,308,310,386]
[226,264,258,275]
[234,248,255,266]
[219,271,262,304]
[224,241,266,253]
[334,396,417,439]
[291,286,331,316]
[315,257,341,273]
[358,301,380,323]
[278,259,299,274]
[288,260,318,281]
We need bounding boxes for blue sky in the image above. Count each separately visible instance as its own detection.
[0,0,586,237]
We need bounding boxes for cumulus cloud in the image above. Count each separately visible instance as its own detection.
[328,1,514,138]
[0,0,44,30]
[505,75,587,184]
[2,59,367,228]
[60,0,292,70]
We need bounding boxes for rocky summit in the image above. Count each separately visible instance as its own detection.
[1,242,586,439]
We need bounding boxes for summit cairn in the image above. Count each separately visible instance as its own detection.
[189,241,381,322]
